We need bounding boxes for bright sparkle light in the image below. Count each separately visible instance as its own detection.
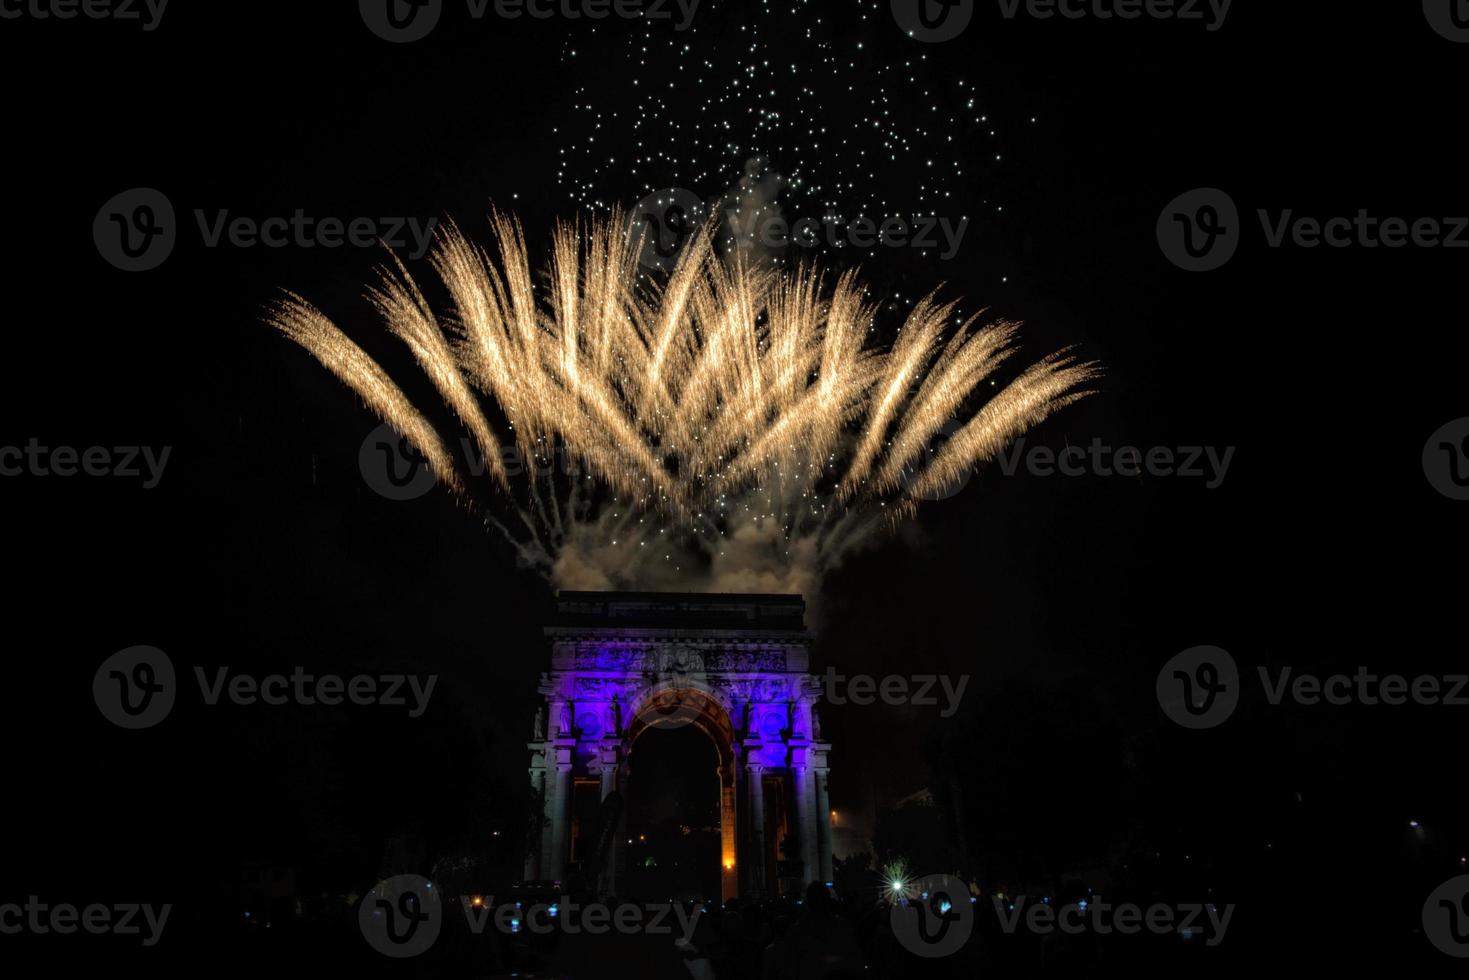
[269,210,1097,591]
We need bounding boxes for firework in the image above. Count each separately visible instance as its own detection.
[266,209,1098,593]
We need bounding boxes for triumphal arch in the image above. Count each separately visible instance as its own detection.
[524,592,833,901]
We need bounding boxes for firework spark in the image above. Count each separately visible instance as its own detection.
[267,210,1099,593]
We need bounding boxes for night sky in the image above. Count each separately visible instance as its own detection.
[3,1,1467,973]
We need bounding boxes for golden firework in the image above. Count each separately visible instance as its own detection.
[267,210,1099,592]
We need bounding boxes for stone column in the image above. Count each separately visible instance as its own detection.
[608,756,627,897]
[589,756,619,897]
[538,754,556,882]
[720,764,738,902]
[548,761,572,882]
[526,765,546,881]
[814,767,833,883]
[792,763,817,887]
[747,763,766,894]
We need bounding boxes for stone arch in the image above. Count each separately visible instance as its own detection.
[523,592,834,901]
[625,684,740,898]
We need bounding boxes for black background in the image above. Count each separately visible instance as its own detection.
[2,0,1465,973]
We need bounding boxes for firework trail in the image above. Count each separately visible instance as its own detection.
[267,209,1099,594]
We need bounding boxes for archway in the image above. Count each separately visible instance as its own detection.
[523,592,835,902]
[623,724,722,902]
[625,686,739,901]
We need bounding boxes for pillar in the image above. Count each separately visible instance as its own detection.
[525,765,546,880]
[592,753,622,897]
[815,767,833,883]
[746,763,766,894]
[793,763,817,888]
[548,760,572,882]
[720,764,738,902]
